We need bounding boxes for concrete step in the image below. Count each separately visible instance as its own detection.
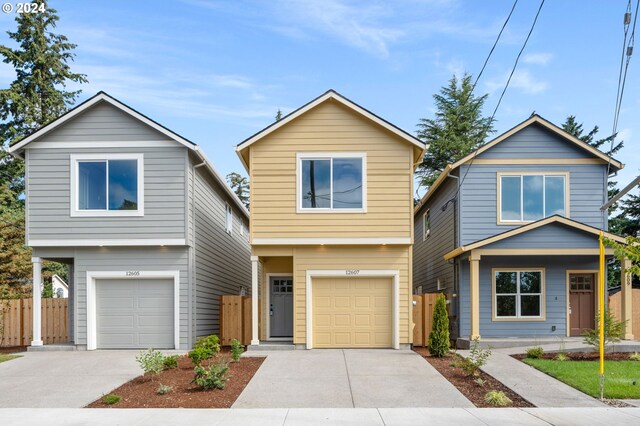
[247,341,296,351]
[27,344,77,352]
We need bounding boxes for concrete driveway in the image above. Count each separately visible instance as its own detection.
[0,350,143,408]
[233,349,473,408]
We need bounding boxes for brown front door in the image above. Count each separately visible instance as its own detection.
[569,273,596,336]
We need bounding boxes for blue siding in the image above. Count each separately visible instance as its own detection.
[459,255,599,337]
[483,223,599,249]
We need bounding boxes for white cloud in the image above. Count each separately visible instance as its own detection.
[486,69,548,95]
[523,52,553,65]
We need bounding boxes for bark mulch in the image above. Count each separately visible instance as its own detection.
[0,346,26,354]
[87,354,265,408]
[512,352,638,362]
[414,347,534,408]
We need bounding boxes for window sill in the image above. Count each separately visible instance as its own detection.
[70,210,144,217]
[296,208,367,214]
[491,316,546,322]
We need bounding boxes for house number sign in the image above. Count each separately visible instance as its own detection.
[346,269,360,275]
[126,271,141,277]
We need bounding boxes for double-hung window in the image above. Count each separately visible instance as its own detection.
[70,154,144,217]
[499,173,568,223]
[225,203,233,234]
[423,209,431,241]
[297,153,366,212]
[494,269,544,320]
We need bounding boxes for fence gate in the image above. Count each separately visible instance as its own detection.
[412,293,439,347]
[219,295,252,346]
[1,298,69,347]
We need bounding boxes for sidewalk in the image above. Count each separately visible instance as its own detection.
[1,407,640,425]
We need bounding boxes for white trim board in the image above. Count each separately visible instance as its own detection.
[86,270,180,351]
[265,273,294,340]
[28,239,187,247]
[305,269,400,350]
[252,237,411,245]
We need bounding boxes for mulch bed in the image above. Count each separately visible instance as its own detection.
[414,347,534,408]
[512,352,637,361]
[87,354,265,408]
[0,346,26,354]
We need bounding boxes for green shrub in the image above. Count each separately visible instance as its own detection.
[156,384,173,395]
[629,352,640,361]
[456,338,491,376]
[192,362,229,390]
[484,390,512,407]
[582,309,626,351]
[554,352,569,361]
[474,377,486,387]
[163,355,179,369]
[194,335,221,355]
[136,348,166,377]
[102,394,121,405]
[188,346,212,366]
[428,294,450,357]
[525,346,544,359]
[230,339,244,362]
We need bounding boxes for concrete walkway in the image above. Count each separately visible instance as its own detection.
[234,349,473,408]
[2,407,640,425]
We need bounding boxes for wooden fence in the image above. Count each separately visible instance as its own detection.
[219,295,252,346]
[412,293,440,347]
[609,288,640,339]
[0,298,68,347]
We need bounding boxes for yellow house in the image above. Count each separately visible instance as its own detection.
[236,90,426,349]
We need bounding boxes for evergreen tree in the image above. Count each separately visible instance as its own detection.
[428,294,450,357]
[275,109,283,121]
[226,172,250,210]
[416,73,494,188]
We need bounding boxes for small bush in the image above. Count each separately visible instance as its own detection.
[428,294,450,357]
[230,339,244,362]
[474,377,486,387]
[156,384,173,395]
[582,309,626,351]
[192,362,229,390]
[194,335,221,355]
[456,338,491,376]
[554,352,569,361]
[136,348,166,377]
[484,390,512,407]
[525,346,544,359]
[102,394,121,405]
[629,352,640,361]
[163,355,179,370]
[188,346,212,366]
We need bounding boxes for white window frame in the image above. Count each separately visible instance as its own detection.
[296,152,367,213]
[70,153,144,217]
[225,203,233,234]
[497,172,569,225]
[423,209,431,241]
[492,268,545,321]
[437,278,445,291]
[240,221,245,236]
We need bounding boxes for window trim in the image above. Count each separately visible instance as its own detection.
[70,153,144,217]
[225,203,233,234]
[296,152,367,213]
[496,172,570,225]
[492,267,546,321]
[423,209,431,241]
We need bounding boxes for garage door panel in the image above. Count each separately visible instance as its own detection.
[96,278,174,349]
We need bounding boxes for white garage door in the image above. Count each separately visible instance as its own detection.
[96,278,174,349]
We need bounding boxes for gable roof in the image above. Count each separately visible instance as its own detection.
[8,91,249,219]
[414,114,624,213]
[443,215,626,260]
[235,89,426,171]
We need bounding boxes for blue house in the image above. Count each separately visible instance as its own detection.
[413,114,634,347]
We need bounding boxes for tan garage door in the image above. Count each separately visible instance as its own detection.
[312,277,392,348]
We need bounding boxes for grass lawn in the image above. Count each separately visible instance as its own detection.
[0,354,21,364]
[524,359,640,399]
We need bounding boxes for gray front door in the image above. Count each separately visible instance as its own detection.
[270,276,293,337]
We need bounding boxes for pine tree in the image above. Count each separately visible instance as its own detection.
[275,109,283,121]
[226,172,250,209]
[428,293,450,357]
[416,73,494,188]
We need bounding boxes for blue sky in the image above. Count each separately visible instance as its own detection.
[1,0,638,199]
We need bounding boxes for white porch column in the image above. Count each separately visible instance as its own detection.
[469,251,481,340]
[251,256,259,345]
[31,257,43,346]
[621,258,634,340]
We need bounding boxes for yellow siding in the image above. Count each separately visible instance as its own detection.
[249,101,414,240]
[292,245,411,345]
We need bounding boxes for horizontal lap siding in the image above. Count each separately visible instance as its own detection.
[459,255,599,337]
[192,167,251,338]
[484,223,599,249]
[250,101,413,240]
[293,245,411,345]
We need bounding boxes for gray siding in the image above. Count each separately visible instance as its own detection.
[192,164,251,338]
[40,101,173,142]
[459,255,599,337]
[413,177,456,294]
[484,223,599,249]
[459,163,607,245]
[26,146,188,241]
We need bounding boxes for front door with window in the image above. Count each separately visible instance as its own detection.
[270,276,293,338]
[569,273,595,336]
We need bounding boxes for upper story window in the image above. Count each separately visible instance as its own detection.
[225,203,233,234]
[70,154,144,217]
[498,173,568,224]
[297,153,366,213]
[423,209,431,241]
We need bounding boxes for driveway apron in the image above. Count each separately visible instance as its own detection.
[233,349,473,408]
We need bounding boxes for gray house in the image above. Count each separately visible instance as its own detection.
[413,115,635,347]
[9,92,251,350]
